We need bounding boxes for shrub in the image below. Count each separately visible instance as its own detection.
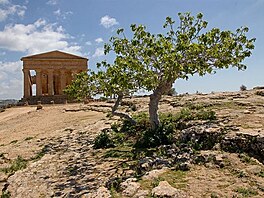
[240,84,247,91]
[93,130,114,149]
[196,109,216,120]
[111,122,119,133]
[97,108,217,150]
[166,87,177,96]
[134,123,174,148]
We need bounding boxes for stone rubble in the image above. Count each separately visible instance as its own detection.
[152,181,187,198]
[5,120,123,197]
[120,178,141,197]
[1,90,264,197]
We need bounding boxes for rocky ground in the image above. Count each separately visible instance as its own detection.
[0,89,264,197]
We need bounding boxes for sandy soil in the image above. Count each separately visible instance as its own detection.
[0,104,105,159]
[0,90,263,197]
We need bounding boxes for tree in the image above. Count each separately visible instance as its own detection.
[96,61,141,124]
[65,62,140,124]
[104,12,255,129]
[64,71,98,101]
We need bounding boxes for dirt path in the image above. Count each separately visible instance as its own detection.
[0,104,105,159]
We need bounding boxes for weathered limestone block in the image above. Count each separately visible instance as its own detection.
[120,177,141,197]
[152,181,187,198]
[142,167,168,180]
[84,187,111,198]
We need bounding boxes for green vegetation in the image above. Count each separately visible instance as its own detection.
[103,12,255,129]
[235,187,258,197]
[94,108,217,151]
[240,84,247,91]
[1,190,11,198]
[104,146,133,159]
[66,12,255,131]
[64,71,97,101]
[239,153,257,165]
[93,131,115,149]
[166,87,177,96]
[109,170,187,197]
[0,156,27,175]
[139,170,187,191]
[30,145,49,161]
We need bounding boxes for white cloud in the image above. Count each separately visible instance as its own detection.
[54,9,61,16]
[0,61,22,99]
[95,37,103,43]
[85,41,92,45]
[47,0,58,5]
[0,0,9,5]
[0,3,26,21]
[92,47,104,58]
[53,9,73,19]
[0,19,81,55]
[100,15,119,28]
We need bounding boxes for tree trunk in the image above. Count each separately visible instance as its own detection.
[149,82,173,130]
[149,90,162,129]
[112,93,136,125]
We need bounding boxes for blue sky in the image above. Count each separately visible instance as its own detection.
[0,0,263,99]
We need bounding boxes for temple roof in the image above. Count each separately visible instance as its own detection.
[21,50,88,61]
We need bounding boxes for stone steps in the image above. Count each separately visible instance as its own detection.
[19,95,68,105]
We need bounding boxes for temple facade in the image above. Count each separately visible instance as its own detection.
[21,50,88,104]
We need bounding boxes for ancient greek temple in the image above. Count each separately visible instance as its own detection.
[21,50,88,104]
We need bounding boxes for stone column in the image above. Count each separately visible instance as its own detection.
[23,68,30,98]
[36,69,42,96]
[60,70,66,95]
[48,70,54,95]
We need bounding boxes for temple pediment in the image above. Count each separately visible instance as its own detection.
[21,50,88,61]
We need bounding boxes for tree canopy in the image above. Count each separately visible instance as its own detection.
[66,12,255,130]
[104,12,255,129]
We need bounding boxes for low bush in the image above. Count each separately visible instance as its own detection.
[240,84,247,91]
[93,130,115,149]
[94,108,217,150]
[134,123,175,148]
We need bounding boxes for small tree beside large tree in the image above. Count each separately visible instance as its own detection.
[65,12,255,130]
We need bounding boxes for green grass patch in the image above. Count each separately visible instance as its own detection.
[30,145,50,161]
[235,187,258,197]
[239,153,257,165]
[0,156,27,175]
[104,146,134,159]
[139,170,187,191]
